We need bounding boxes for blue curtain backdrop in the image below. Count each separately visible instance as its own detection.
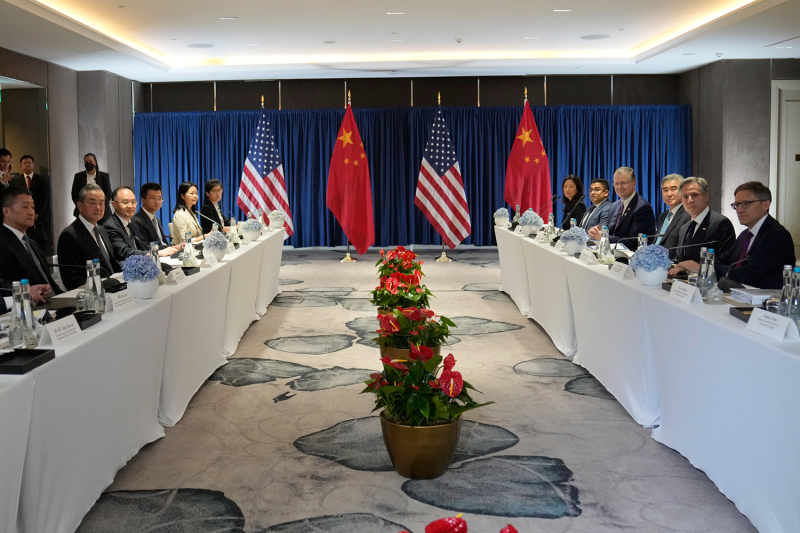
[133,105,692,248]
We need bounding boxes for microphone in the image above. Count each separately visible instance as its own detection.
[45,262,121,289]
[667,232,735,254]
[615,233,666,243]
[532,195,560,217]
[561,195,586,225]
[198,211,223,228]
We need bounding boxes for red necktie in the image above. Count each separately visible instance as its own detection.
[26,175,31,189]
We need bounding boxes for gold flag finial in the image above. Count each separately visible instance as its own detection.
[261,95,264,108]
[524,87,527,100]
[438,92,441,105]
[348,90,351,105]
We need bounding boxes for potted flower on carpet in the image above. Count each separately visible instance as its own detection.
[371,270,433,314]
[363,346,493,479]
[399,516,518,533]
[374,306,455,358]
[203,230,229,261]
[518,208,544,236]
[268,210,285,230]
[121,255,161,299]
[630,244,671,286]
[559,226,589,255]
[241,218,263,241]
[493,207,510,228]
[375,245,423,278]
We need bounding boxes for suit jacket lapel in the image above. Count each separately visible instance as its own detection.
[3,227,40,280]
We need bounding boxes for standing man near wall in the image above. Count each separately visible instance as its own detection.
[0,148,14,187]
[12,155,51,251]
[71,153,112,222]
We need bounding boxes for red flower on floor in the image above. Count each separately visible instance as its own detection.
[401,306,423,321]
[421,308,435,319]
[499,526,519,533]
[384,276,399,295]
[367,373,387,390]
[380,356,408,373]
[439,369,463,397]
[377,314,401,333]
[425,515,468,533]
[409,343,434,362]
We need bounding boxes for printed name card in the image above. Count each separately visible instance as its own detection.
[669,280,702,304]
[106,290,137,312]
[746,308,800,341]
[609,261,634,280]
[166,268,186,285]
[241,234,251,245]
[39,314,82,347]
[536,232,548,243]
[200,252,218,268]
[513,226,524,234]
[579,249,599,265]
[227,242,236,254]
[554,240,566,253]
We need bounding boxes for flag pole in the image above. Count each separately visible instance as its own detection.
[434,91,453,263]
[341,90,357,263]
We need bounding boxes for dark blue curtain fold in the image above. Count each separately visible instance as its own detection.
[134,105,691,248]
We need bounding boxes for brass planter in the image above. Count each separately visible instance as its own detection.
[379,346,442,358]
[380,412,462,479]
[377,307,392,316]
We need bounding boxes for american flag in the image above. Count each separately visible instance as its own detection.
[237,110,294,236]
[414,107,470,249]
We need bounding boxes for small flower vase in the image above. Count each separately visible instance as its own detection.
[564,240,585,255]
[635,267,668,286]
[494,216,509,228]
[127,278,159,300]
[210,248,227,262]
[245,229,262,242]
[269,218,284,230]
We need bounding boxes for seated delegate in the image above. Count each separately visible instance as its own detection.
[171,182,204,245]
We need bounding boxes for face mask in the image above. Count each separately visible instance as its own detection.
[85,162,95,172]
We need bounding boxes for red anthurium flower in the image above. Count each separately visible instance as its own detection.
[499,526,518,533]
[416,287,423,293]
[380,249,385,256]
[429,379,439,389]
[425,515,468,533]
[402,259,412,270]
[422,309,435,319]
[378,314,401,333]
[384,277,399,295]
[396,245,407,252]
[410,385,420,390]
[380,356,408,373]
[443,353,456,371]
[439,370,463,397]
[402,307,423,322]
[410,343,434,362]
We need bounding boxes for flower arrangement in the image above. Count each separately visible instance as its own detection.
[559,226,589,243]
[375,245,423,278]
[241,218,263,232]
[371,270,433,310]
[399,516,517,533]
[630,244,671,272]
[268,210,284,221]
[121,254,160,282]
[363,347,492,426]
[203,230,229,251]
[493,207,509,219]
[374,306,455,349]
[519,209,544,229]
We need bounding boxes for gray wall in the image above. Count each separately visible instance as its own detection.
[0,88,49,175]
[47,63,79,242]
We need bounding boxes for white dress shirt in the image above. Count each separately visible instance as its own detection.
[689,207,710,236]
[745,214,768,253]
[79,215,111,259]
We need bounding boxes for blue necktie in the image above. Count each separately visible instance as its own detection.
[655,211,672,245]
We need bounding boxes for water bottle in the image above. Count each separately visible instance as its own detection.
[570,218,577,228]
[598,226,614,264]
[93,259,106,314]
[547,213,556,240]
[511,205,521,230]
[778,265,793,316]
[82,260,98,312]
[789,267,800,324]
[183,231,198,267]
[8,282,25,348]
[228,218,240,244]
[638,233,648,249]
[19,280,38,347]
[700,249,718,301]
[150,242,160,267]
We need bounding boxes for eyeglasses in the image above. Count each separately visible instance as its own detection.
[114,200,137,207]
[730,199,764,210]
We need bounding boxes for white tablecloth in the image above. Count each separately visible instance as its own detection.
[521,238,578,356]
[222,238,267,356]
[255,230,284,315]
[644,290,800,533]
[494,227,531,315]
[158,262,231,426]
[0,374,34,533]
[19,295,171,533]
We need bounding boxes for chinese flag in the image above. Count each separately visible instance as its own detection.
[504,99,552,218]
[326,104,375,255]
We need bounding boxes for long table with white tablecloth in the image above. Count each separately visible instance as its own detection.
[1,229,284,533]
[496,226,800,533]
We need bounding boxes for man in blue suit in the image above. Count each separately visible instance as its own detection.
[716,181,795,289]
[588,167,656,250]
[579,179,611,230]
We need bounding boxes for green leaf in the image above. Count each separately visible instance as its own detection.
[432,395,450,420]
[449,401,495,418]
[440,317,456,328]
[405,393,425,417]
[419,398,430,419]
[423,355,442,373]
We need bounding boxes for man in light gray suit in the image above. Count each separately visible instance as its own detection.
[579,178,611,230]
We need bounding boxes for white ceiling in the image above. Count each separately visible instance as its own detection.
[0,75,43,89]
[0,0,798,82]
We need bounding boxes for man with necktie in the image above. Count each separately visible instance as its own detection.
[668,177,735,277]
[131,182,181,257]
[653,174,690,257]
[587,167,655,250]
[57,184,121,290]
[103,186,151,262]
[579,179,611,230]
[0,148,14,188]
[716,182,795,289]
[11,155,52,252]
[0,186,61,302]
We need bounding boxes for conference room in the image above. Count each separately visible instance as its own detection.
[0,0,799,532]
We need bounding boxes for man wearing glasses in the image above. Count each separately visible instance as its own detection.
[652,174,690,257]
[103,186,150,261]
[587,167,655,250]
[716,181,795,289]
[131,183,181,257]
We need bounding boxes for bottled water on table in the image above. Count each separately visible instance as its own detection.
[19,280,39,347]
[598,226,614,265]
[778,265,793,317]
[93,259,106,315]
[789,267,800,324]
[81,260,99,312]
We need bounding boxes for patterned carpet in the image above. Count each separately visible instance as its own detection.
[77,247,756,532]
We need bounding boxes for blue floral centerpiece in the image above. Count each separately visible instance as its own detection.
[494,207,509,227]
[559,226,589,254]
[121,255,160,299]
[203,230,229,261]
[519,209,543,236]
[242,218,264,241]
[630,244,671,286]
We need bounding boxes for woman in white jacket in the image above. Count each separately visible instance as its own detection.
[171,181,204,244]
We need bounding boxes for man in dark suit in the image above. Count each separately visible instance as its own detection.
[132,182,181,257]
[588,167,656,250]
[579,179,611,230]
[10,155,52,251]
[71,153,112,222]
[103,186,150,262]
[57,183,120,290]
[0,148,13,188]
[716,182,795,289]
[0,186,61,301]
[652,174,691,258]
[669,177,735,276]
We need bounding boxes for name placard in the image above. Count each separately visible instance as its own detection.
[513,225,523,234]
[166,268,186,285]
[554,240,566,253]
[39,314,82,347]
[670,280,702,304]
[746,308,800,341]
[227,242,236,254]
[536,232,548,243]
[107,289,137,311]
[200,252,218,268]
[609,261,634,280]
[241,234,251,245]
[579,249,599,265]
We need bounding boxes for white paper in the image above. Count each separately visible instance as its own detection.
[579,249,599,265]
[513,226,523,234]
[166,268,186,285]
[746,308,800,341]
[241,234,251,245]
[200,252,218,268]
[612,242,630,251]
[106,290,137,311]
[670,281,702,304]
[554,240,566,253]
[537,233,548,243]
[226,242,236,254]
[609,261,634,280]
[39,314,82,346]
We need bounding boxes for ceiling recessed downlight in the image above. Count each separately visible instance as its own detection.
[387,12,405,15]
[248,43,262,46]
[220,17,237,20]
[553,9,572,12]
[777,46,792,49]
[390,39,403,42]
[322,41,336,44]
[580,34,610,40]
[683,52,696,55]
[524,37,539,40]
[186,43,214,48]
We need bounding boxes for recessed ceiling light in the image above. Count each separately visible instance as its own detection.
[524,37,539,40]
[248,43,262,46]
[187,43,214,48]
[553,9,572,12]
[390,39,403,42]
[683,52,695,55]
[387,12,405,15]
[777,46,792,49]
[323,41,336,44]
[220,17,237,20]
[581,34,610,40]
